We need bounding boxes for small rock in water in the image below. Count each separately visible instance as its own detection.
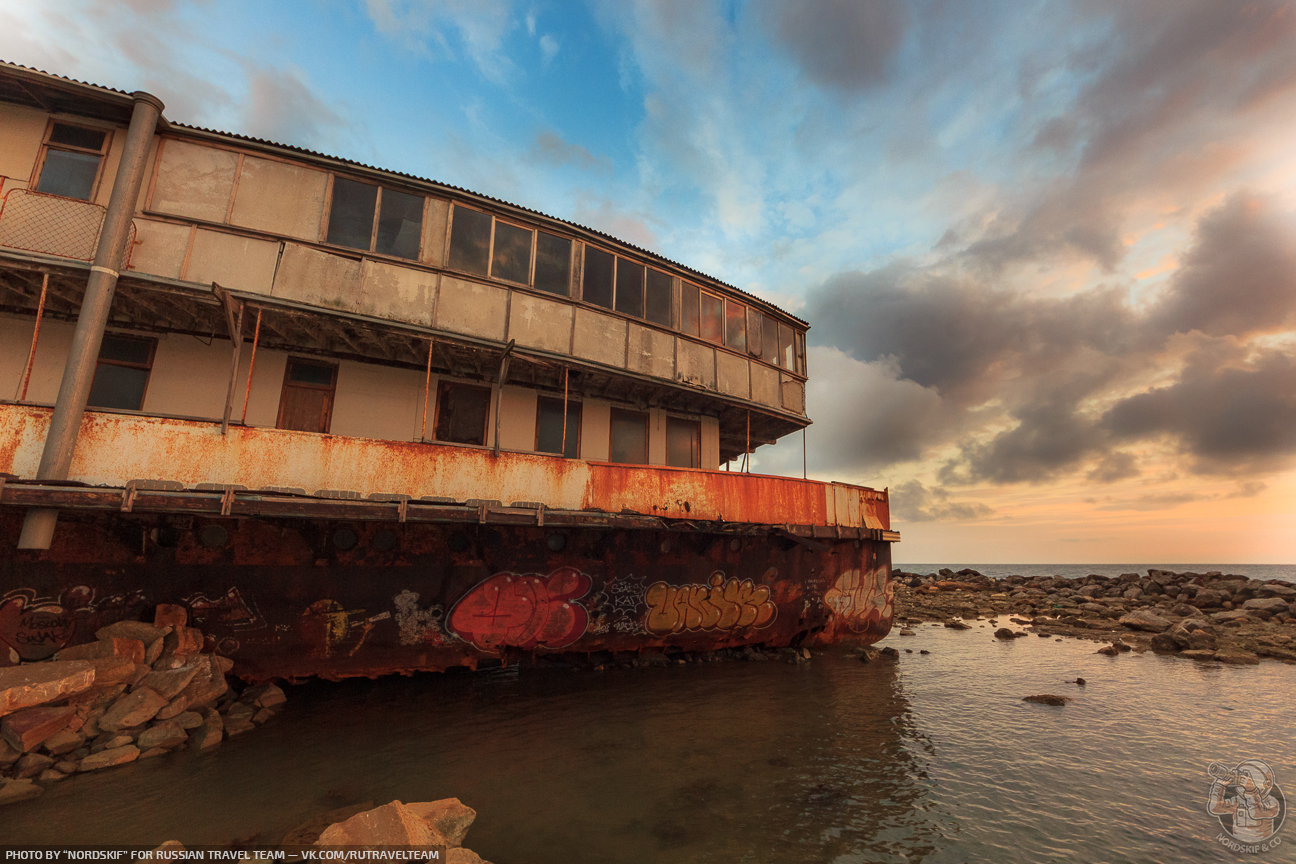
[944,620,972,630]
[1096,645,1119,656]
[919,650,930,655]
[994,628,1017,640]
[1022,694,1070,706]
[1074,678,1086,685]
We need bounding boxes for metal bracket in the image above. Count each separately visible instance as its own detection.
[220,487,236,517]
[398,498,408,524]
[120,482,138,513]
[537,503,545,527]
[478,502,488,523]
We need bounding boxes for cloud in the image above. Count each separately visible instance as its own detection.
[240,66,345,147]
[539,33,559,64]
[890,480,994,523]
[529,131,611,173]
[570,194,660,250]
[362,0,516,83]
[757,0,909,91]
[1087,451,1140,483]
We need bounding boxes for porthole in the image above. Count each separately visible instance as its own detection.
[333,527,358,550]
[198,524,229,548]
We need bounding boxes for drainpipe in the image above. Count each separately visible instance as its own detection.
[18,91,164,550]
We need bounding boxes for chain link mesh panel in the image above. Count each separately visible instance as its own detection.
[0,188,136,265]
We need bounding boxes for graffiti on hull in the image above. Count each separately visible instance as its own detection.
[393,590,452,647]
[643,573,778,636]
[448,567,591,651]
[823,568,893,635]
[0,585,141,664]
[300,600,391,658]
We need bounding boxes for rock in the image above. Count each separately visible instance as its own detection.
[99,688,169,732]
[1192,589,1224,608]
[1171,603,1198,617]
[137,721,187,751]
[1180,650,1218,662]
[316,801,450,847]
[446,850,487,864]
[944,620,972,630]
[101,733,134,749]
[0,740,19,766]
[1074,678,1086,685]
[1096,645,1119,656]
[88,656,139,687]
[1,706,78,752]
[0,779,43,806]
[252,708,277,724]
[173,711,203,730]
[55,638,145,665]
[994,628,1017,640]
[15,752,55,778]
[405,798,477,846]
[54,759,78,773]
[1149,632,1184,653]
[38,769,67,782]
[153,605,188,630]
[1211,610,1253,625]
[189,711,223,750]
[0,661,95,717]
[242,683,287,709]
[139,747,168,759]
[1122,587,1144,600]
[96,620,169,646]
[1242,597,1291,615]
[161,627,206,659]
[899,629,916,636]
[1257,583,1296,600]
[1023,694,1069,706]
[155,656,226,720]
[152,842,186,854]
[133,664,202,701]
[1254,645,1296,661]
[40,727,82,757]
[1214,650,1260,665]
[282,803,376,845]
[1118,610,1172,632]
[79,744,140,771]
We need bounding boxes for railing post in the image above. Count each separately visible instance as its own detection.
[18,91,164,550]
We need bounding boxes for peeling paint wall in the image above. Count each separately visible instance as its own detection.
[272,242,362,310]
[436,276,508,342]
[188,229,279,294]
[572,307,627,368]
[129,219,190,280]
[228,156,327,241]
[149,139,237,222]
[508,292,573,354]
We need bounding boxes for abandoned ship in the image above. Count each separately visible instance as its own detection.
[0,61,899,680]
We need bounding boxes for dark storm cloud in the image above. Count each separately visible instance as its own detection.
[758,0,909,91]
[1149,193,1296,340]
[890,480,993,523]
[1103,348,1296,475]
[1087,451,1139,484]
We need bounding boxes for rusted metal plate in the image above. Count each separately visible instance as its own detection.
[0,404,889,529]
[0,509,893,681]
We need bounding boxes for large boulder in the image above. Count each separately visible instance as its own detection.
[99,687,168,732]
[0,661,95,716]
[1242,597,1291,616]
[316,801,449,847]
[96,620,169,646]
[1,705,78,752]
[405,799,477,847]
[55,638,145,665]
[137,721,187,751]
[79,744,140,771]
[1192,589,1225,608]
[133,663,202,701]
[1118,609,1172,632]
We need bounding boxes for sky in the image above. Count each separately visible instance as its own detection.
[2,0,1294,564]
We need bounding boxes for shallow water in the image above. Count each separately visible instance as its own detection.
[4,626,1295,862]
[898,563,1296,581]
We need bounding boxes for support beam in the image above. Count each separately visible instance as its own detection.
[18,91,164,550]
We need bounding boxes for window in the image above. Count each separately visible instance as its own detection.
[666,418,700,469]
[87,333,154,411]
[725,300,746,353]
[35,123,110,201]
[534,232,572,296]
[779,323,795,371]
[746,308,763,357]
[276,358,337,433]
[699,292,724,345]
[536,396,581,458]
[582,246,614,309]
[491,221,533,284]
[608,408,648,464]
[615,258,644,318]
[795,331,807,376]
[761,315,779,365]
[326,178,423,260]
[681,283,700,336]
[646,269,672,327]
[448,206,492,275]
[434,381,492,446]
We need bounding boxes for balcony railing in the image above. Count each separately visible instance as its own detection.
[0,186,135,265]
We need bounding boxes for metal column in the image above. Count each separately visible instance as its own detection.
[18,91,165,550]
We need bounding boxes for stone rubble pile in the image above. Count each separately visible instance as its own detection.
[893,567,1296,664]
[0,604,285,806]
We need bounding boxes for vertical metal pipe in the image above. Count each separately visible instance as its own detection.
[14,273,49,402]
[745,410,750,473]
[240,309,262,424]
[220,303,244,435]
[19,91,163,550]
[561,367,569,457]
[492,340,515,457]
[802,427,807,479]
[421,338,433,440]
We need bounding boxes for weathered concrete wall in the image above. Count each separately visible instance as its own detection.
[332,360,424,442]
[675,339,715,391]
[436,276,507,342]
[627,323,674,380]
[716,351,750,400]
[271,243,362,310]
[0,105,46,186]
[421,198,449,267]
[129,219,190,280]
[187,229,279,294]
[149,139,237,223]
[508,292,572,354]
[750,362,779,408]
[572,307,626,368]
[358,260,436,326]
[228,156,327,241]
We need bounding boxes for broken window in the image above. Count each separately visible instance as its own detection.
[761,315,779,365]
[795,331,807,375]
[746,308,763,357]
[276,358,337,433]
[779,323,795,370]
[582,246,614,309]
[699,292,724,345]
[681,283,700,336]
[491,221,533,284]
[536,396,581,458]
[608,408,648,464]
[375,188,423,259]
[326,177,379,251]
[725,301,746,353]
[434,381,491,446]
[666,417,700,468]
[35,123,109,201]
[327,179,423,260]
[615,258,645,318]
[534,231,572,296]
[448,206,492,275]
[87,333,154,411]
[645,269,672,327]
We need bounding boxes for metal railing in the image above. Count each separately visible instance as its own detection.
[0,186,135,265]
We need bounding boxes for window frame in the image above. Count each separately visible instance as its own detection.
[665,416,701,469]
[534,395,582,458]
[432,379,493,447]
[323,174,427,261]
[275,356,339,434]
[86,332,156,412]
[608,407,650,465]
[488,217,537,286]
[31,119,114,203]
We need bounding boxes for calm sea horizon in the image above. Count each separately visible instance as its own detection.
[894,563,1296,581]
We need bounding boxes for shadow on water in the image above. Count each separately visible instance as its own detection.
[0,654,934,863]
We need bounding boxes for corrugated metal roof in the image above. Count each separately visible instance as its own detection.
[0,58,808,327]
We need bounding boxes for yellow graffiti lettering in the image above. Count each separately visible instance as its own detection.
[642,574,778,636]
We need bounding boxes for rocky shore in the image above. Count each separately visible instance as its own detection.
[0,603,285,806]
[892,567,1296,664]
